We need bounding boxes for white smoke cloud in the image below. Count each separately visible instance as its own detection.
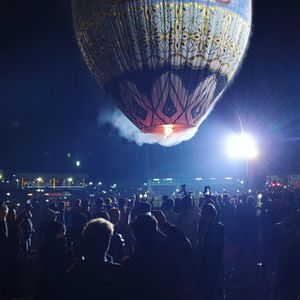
[99,108,199,147]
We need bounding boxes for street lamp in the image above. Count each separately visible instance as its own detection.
[67,177,73,187]
[36,177,43,187]
[227,133,258,160]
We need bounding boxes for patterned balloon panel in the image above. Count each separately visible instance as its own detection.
[73,0,252,133]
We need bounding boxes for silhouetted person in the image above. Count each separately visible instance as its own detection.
[92,197,104,217]
[66,218,120,300]
[177,196,200,247]
[272,206,300,300]
[122,214,177,300]
[81,200,92,221]
[197,204,225,300]
[152,210,193,299]
[161,197,178,225]
[70,212,87,253]
[35,221,68,300]
[108,208,125,263]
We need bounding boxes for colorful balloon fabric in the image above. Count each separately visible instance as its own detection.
[73,0,252,135]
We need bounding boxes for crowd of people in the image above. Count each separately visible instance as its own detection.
[0,186,300,300]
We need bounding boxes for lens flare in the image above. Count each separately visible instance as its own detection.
[227,133,258,159]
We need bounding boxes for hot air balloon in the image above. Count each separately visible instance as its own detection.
[72,0,252,137]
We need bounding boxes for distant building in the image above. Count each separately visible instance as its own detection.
[148,177,244,194]
[16,173,89,189]
[266,174,300,189]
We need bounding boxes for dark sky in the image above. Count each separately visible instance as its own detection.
[1,0,300,183]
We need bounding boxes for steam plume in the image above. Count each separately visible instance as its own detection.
[99,109,198,147]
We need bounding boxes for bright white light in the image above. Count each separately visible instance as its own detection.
[6,192,10,197]
[163,124,174,138]
[98,182,102,186]
[227,134,258,159]
[89,182,93,186]
[195,178,203,181]
[67,177,73,182]
[36,177,43,183]
[76,161,80,167]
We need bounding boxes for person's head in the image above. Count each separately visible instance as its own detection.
[223,193,230,204]
[136,202,152,216]
[247,196,256,207]
[161,198,174,211]
[81,218,114,259]
[81,200,90,212]
[95,197,104,210]
[131,214,157,244]
[162,195,169,203]
[108,208,120,225]
[200,204,217,224]
[105,198,112,207]
[217,195,223,203]
[73,199,82,209]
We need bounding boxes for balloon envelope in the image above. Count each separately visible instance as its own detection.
[73,0,252,136]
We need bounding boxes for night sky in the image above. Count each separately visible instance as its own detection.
[1,0,300,183]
